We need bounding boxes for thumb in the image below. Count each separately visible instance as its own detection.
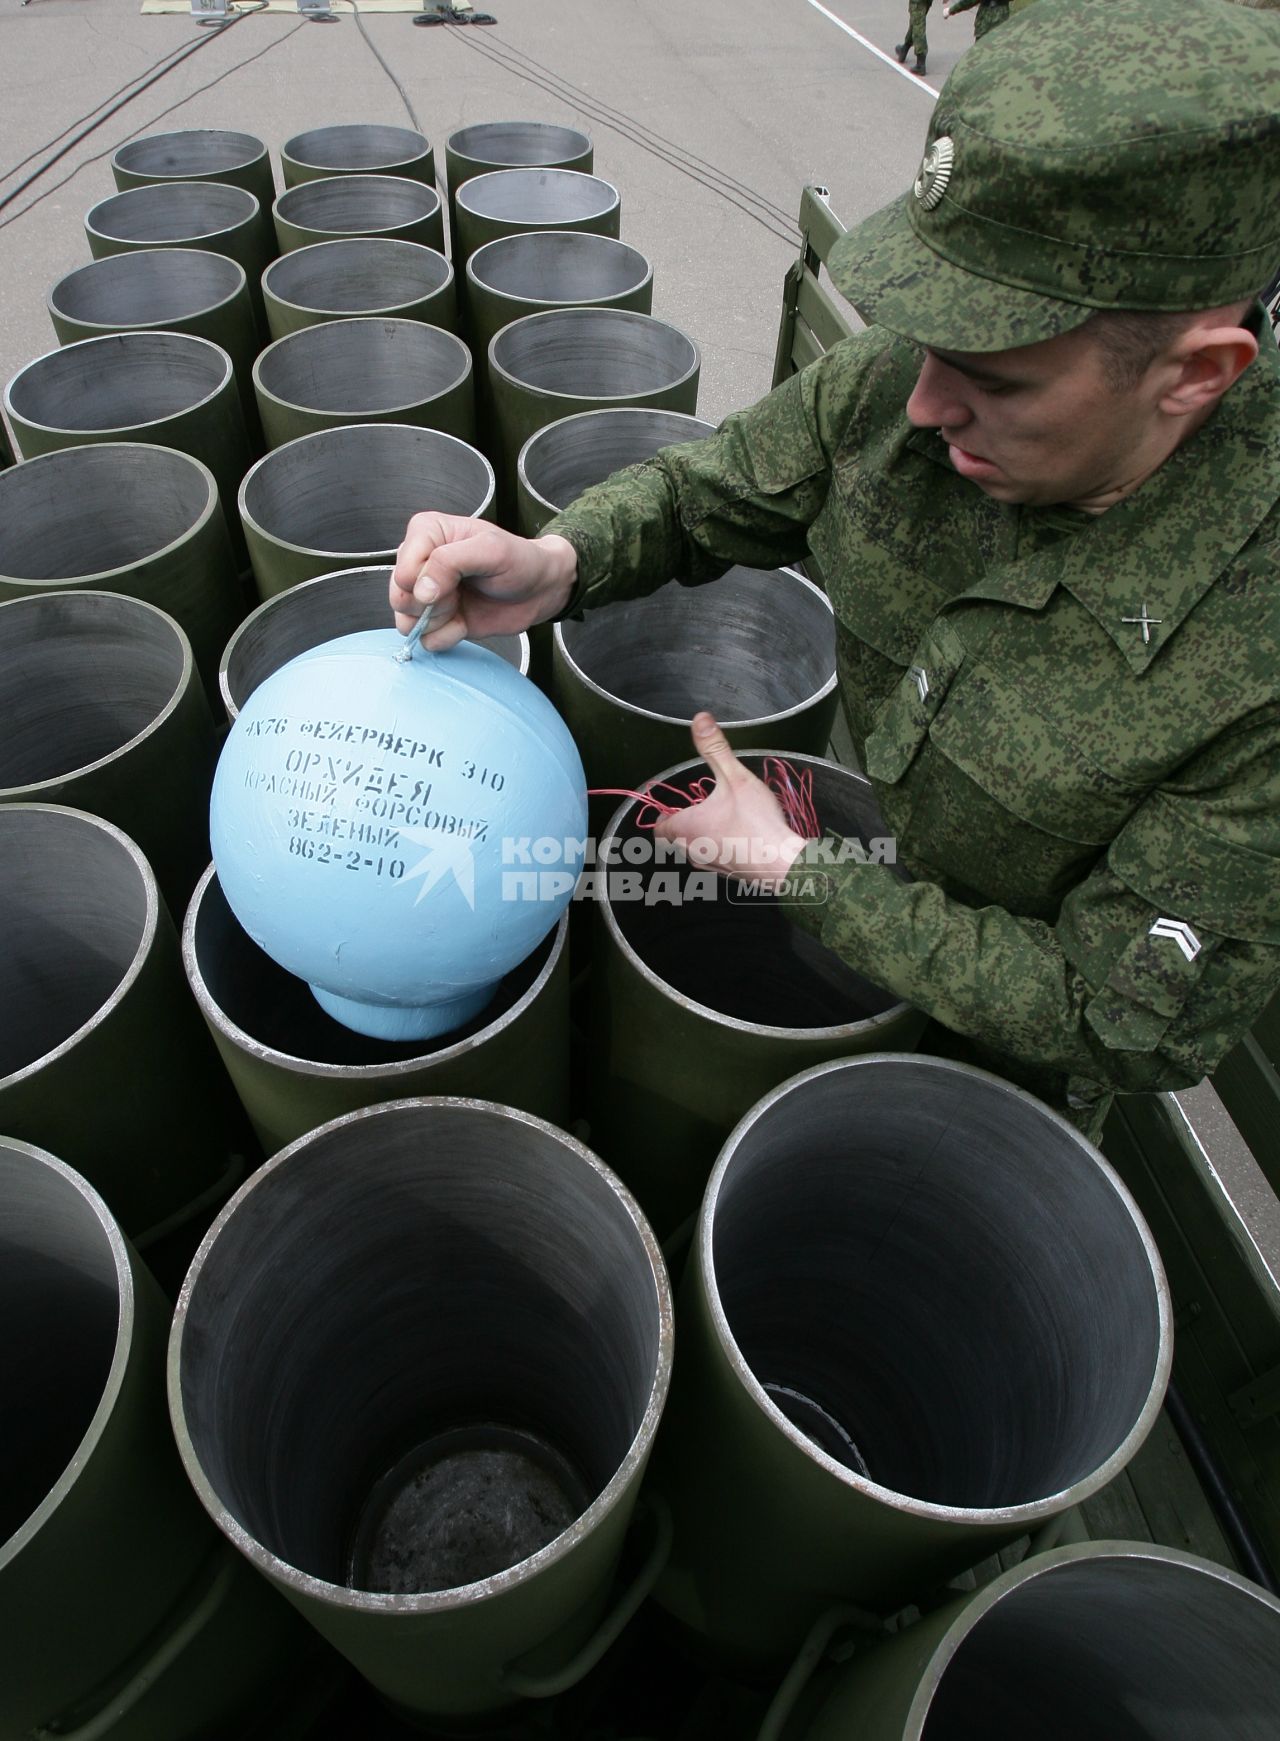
[690,711,744,787]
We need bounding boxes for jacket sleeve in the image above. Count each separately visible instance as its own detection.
[780,707,1280,1108]
[541,340,886,611]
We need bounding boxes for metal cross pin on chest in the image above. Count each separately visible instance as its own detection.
[1121,603,1163,645]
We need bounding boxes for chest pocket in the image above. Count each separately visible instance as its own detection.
[927,660,1146,846]
[817,456,975,667]
[863,619,966,785]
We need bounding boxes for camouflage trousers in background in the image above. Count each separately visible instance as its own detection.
[975,0,1011,35]
[904,0,931,58]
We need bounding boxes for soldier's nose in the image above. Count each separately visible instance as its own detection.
[906,355,972,431]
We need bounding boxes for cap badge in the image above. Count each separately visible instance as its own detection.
[914,136,955,211]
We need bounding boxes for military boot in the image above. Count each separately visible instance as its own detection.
[913,54,927,74]
[894,41,909,61]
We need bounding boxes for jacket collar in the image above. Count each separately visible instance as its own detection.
[904,329,1280,672]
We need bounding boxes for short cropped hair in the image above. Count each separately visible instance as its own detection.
[1085,297,1262,390]
[1084,309,1201,390]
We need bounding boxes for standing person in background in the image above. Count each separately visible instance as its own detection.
[895,0,932,75]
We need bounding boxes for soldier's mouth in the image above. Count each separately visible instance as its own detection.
[946,442,1002,479]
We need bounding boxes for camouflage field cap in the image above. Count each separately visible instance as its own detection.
[829,0,1280,352]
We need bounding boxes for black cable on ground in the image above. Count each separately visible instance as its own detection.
[341,0,424,132]
[0,2,269,217]
[337,0,450,200]
[445,26,797,249]
[476,30,797,231]
[0,35,201,190]
[2,3,797,251]
[0,15,305,234]
[353,0,419,119]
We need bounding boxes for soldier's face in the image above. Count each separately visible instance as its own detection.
[904,323,1165,508]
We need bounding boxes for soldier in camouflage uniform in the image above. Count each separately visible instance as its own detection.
[946,0,1012,40]
[391,0,1280,1142]
[895,0,932,74]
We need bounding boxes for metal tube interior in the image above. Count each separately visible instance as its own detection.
[189,870,554,1069]
[521,407,715,515]
[711,1058,1165,1507]
[0,593,185,788]
[0,445,211,580]
[88,181,257,244]
[264,238,449,314]
[469,232,648,303]
[7,332,230,432]
[283,124,431,173]
[275,176,439,236]
[921,1554,1280,1740]
[0,809,151,1081]
[50,248,244,328]
[493,308,697,397]
[605,755,901,1029]
[457,168,617,226]
[0,1142,122,1547]
[255,320,470,416]
[220,567,524,717]
[114,129,265,180]
[176,1100,662,1594]
[561,566,832,719]
[449,122,591,168]
[240,425,492,555]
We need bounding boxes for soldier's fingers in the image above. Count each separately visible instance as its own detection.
[690,711,745,787]
[389,574,420,620]
[392,512,457,599]
[419,611,470,653]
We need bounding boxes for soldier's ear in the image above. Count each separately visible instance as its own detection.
[1159,321,1258,418]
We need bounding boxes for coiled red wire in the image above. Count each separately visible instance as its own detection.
[589,756,820,840]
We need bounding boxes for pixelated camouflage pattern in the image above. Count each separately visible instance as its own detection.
[546,326,1280,1136]
[973,0,1011,34]
[949,0,1012,27]
[829,0,1280,352]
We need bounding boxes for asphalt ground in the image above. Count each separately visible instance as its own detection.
[0,0,957,419]
[1,0,1276,1273]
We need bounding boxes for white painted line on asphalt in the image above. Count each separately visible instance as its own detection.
[802,0,939,98]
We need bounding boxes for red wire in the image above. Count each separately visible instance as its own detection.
[588,758,820,838]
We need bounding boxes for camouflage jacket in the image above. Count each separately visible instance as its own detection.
[546,327,1280,1135]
